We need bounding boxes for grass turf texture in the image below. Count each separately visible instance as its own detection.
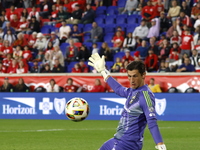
[0,120,199,150]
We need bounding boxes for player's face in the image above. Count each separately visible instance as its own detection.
[127,70,145,89]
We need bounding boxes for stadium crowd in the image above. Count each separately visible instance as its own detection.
[0,0,199,75]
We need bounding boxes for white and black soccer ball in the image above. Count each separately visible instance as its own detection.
[65,97,89,122]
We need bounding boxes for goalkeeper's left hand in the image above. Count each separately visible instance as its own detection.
[155,144,167,150]
[88,53,110,81]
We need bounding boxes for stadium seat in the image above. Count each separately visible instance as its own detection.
[83,35,91,42]
[78,24,84,32]
[105,61,114,70]
[74,42,82,49]
[96,42,103,49]
[107,42,113,48]
[41,25,51,34]
[50,26,59,32]
[95,6,107,17]
[127,15,138,24]
[103,34,113,43]
[126,24,138,33]
[104,24,116,33]
[95,16,105,25]
[106,6,118,16]
[116,15,127,24]
[105,15,116,25]
[83,24,92,32]
[82,42,93,51]
[118,0,126,8]
[113,52,125,61]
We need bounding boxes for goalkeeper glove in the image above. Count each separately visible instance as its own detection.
[155,144,167,150]
[88,53,110,81]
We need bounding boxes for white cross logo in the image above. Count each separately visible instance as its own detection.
[39,98,53,115]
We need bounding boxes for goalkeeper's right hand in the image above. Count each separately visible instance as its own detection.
[88,53,110,81]
[155,144,167,150]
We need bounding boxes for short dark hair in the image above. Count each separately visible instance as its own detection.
[126,60,146,75]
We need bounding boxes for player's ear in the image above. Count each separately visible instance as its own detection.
[142,72,146,79]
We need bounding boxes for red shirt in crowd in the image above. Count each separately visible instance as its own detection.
[180,34,193,50]
[145,54,158,69]
[122,55,134,63]
[22,50,32,61]
[64,84,78,92]
[154,4,164,17]
[2,58,12,67]
[1,46,13,58]
[112,36,124,48]
[90,85,105,92]
[142,5,155,21]
[71,68,81,73]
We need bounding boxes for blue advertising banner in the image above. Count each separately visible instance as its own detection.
[0,93,200,121]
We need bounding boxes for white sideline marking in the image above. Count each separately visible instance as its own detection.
[0,128,114,133]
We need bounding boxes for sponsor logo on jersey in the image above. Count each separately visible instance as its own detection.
[54,98,66,115]
[39,98,53,115]
[155,98,167,115]
[2,97,36,115]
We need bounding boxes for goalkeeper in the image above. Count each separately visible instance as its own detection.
[88,53,167,150]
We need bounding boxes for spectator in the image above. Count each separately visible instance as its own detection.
[46,79,60,92]
[148,37,159,56]
[46,31,60,48]
[148,78,162,93]
[147,18,160,38]
[39,0,53,19]
[27,6,40,21]
[154,0,164,17]
[167,0,181,22]
[3,29,16,45]
[123,32,136,51]
[17,16,29,33]
[3,22,15,34]
[59,20,71,43]
[13,32,27,47]
[70,24,83,43]
[71,63,81,73]
[16,60,28,73]
[79,60,89,72]
[90,79,105,92]
[41,64,52,73]
[33,33,47,54]
[22,45,32,62]
[28,32,37,49]
[145,49,158,72]
[0,16,7,29]
[169,43,181,62]
[194,14,200,29]
[6,5,18,21]
[176,57,195,72]
[14,78,29,92]
[191,2,200,22]
[158,61,171,72]
[0,77,14,92]
[7,59,18,73]
[30,60,41,73]
[10,14,19,30]
[180,1,191,17]
[159,11,171,33]
[91,43,99,54]
[170,30,181,45]
[2,53,12,68]
[1,40,13,59]
[26,16,40,34]
[48,5,59,24]
[122,49,134,63]
[13,45,23,59]
[135,40,148,59]
[158,39,171,60]
[80,4,95,24]
[99,42,113,61]
[66,39,78,62]
[35,50,45,62]
[0,62,6,73]
[86,22,103,43]
[169,53,189,71]
[111,57,123,72]
[52,58,65,73]
[120,60,129,73]
[64,78,78,92]
[121,0,139,15]
[112,31,124,52]
[132,19,149,40]
[134,3,142,15]
[177,11,192,28]
[166,21,177,38]
[141,1,155,22]
[21,8,29,20]
[66,4,83,24]
[56,5,71,23]
[115,26,125,37]
[190,49,200,69]
[78,45,90,61]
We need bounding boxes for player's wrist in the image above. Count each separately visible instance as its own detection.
[101,69,110,81]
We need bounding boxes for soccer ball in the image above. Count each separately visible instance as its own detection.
[65,97,89,122]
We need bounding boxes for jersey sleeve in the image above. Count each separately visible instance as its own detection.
[106,77,130,98]
[139,91,163,144]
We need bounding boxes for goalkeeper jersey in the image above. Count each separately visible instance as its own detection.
[107,77,163,150]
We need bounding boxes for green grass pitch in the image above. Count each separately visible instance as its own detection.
[0,119,199,150]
